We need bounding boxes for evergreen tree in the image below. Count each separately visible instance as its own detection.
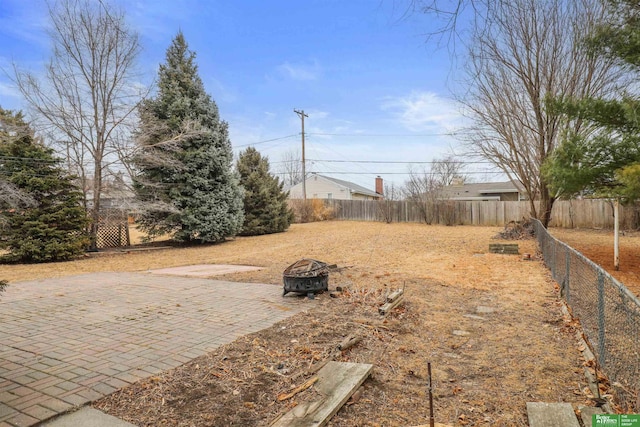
[133,32,243,242]
[236,147,292,236]
[544,0,640,200]
[0,108,88,263]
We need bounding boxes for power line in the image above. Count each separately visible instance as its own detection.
[306,132,458,137]
[307,158,493,164]
[273,171,506,176]
[234,134,298,148]
[308,139,380,176]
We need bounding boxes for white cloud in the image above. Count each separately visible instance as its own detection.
[206,77,237,104]
[126,0,204,42]
[0,1,49,49]
[0,81,20,99]
[277,60,321,81]
[305,109,329,120]
[381,91,463,132]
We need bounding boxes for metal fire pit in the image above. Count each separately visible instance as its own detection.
[283,258,329,297]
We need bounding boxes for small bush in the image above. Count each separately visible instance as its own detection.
[289,199,335,223]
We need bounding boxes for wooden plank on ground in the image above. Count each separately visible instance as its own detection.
[271,361,373,427]
[386,289,404,303]
[379,296,404,316]
[578,406,604,427]
[526,402,580,427]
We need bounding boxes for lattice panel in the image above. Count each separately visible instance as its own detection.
[96,223,130,248]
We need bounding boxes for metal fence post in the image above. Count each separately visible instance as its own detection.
[552,240,557,279]
[597,271,606,365]
[565,250,570,304]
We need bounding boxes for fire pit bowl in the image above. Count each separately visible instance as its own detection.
[283,258,329,297]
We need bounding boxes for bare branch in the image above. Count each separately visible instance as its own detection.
[12,0,143,247]
[278,149,304,187]
[457,0,624,225]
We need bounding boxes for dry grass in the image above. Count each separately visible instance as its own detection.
[2,222,599,426]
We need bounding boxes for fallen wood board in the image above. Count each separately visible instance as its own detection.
[489,243,519,254]
[578,406,604,427]
[337,334,361,351]
[379,295,404,316]
[271,361,373,427]
[386,289,404,303]
[526,402,580,427]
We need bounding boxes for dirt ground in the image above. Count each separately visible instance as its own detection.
[549,227,640,297]
[1,222,604,426]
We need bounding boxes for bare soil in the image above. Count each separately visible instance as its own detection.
[0,222,603,426]
[549,227,640,297]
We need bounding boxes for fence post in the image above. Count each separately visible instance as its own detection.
[552,240,557,279]
[564,250,570,304]
[597,271,606,366]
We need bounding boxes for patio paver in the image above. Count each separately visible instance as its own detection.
[0,272,307,426]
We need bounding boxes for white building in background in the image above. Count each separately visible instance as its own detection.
[288,174,383,200]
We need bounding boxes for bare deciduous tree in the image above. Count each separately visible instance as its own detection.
[376,182,402,223]
[13,0,142,248]
[278,149,304,187]
[0,108,35,213]
[459,0,621,226]
[403,157,466,224]
[431,155,467,186]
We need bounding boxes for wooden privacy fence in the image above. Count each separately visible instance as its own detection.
[320,199,640,229]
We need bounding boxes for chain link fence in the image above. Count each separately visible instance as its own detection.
[534,219,640,411]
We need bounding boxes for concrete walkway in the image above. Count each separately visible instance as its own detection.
[0,272,307,426]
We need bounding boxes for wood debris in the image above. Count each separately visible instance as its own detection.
[277,376,318,401]
[379,288,404,316]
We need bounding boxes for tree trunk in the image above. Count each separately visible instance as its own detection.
[89,160,102,251]
[538,183,556,228]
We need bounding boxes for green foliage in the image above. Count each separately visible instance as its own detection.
[0,107,28,143]
[236,147,292,235]
[588,0,640,69]
[545,1,640,200]
[616,163,640,201]
[0,109,88,263]
[543,131,640,198]
[133,32,243,243]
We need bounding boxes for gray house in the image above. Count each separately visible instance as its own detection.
[440,181,526,201]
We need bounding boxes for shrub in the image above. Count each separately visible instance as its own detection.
[289,199,335,223]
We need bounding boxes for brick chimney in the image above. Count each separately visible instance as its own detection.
[375,176,383,195]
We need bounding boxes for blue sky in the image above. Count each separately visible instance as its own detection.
[0,0,478,189]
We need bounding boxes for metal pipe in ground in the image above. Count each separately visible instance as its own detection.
[428,361,434,427]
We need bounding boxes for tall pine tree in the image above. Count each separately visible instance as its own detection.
[0,108,88,263]
[236,147,292,236]
[133,32,243,243]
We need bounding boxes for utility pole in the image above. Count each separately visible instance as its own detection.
[294,109,308,201]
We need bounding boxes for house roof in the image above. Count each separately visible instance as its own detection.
[441,181,523,200]
[309,174,381,198]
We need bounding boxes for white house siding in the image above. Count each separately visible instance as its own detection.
[289,175,353,200]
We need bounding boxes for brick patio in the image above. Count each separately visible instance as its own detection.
[0,273,307,426]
